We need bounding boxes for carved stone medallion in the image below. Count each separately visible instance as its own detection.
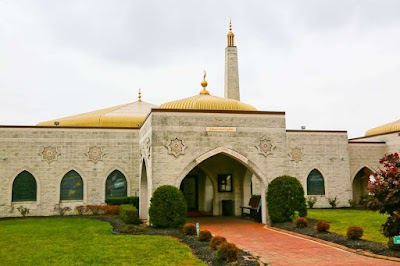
[39,146,60,163]
[166,138,187,157]
[289,147,304,163]
[256,138,275,157]
[85,146,105,163]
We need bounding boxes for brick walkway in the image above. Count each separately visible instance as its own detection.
[189,217,400,266]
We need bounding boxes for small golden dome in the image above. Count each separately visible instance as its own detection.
[365,119,400,137]
[37,91,158,128]
[160,71,257,111]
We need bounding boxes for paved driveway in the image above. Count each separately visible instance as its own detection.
[189,217,400,266]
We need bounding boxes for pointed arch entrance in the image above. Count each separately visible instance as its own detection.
[139,160,150,220]
[175,147,268,224]
[352,167,373,202]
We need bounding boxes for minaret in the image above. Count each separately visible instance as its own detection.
[224,20,240,101]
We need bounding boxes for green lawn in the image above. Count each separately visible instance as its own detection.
[308,209,389,244]
[0,217,205,266]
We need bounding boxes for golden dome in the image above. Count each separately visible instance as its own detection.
[37,99,158,128]
[160,72,256,111]
[365,119,400,137]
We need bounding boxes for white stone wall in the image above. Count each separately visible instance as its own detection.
[0,127,138,217]
[146,110,288,217]
[286,131,352,208]
[350,132,400,154]
[347,143,386,181]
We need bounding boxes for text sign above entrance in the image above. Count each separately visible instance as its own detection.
[206,127,236,132]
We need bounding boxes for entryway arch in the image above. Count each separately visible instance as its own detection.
[175,147,268,224]
[352,166,373,202]
[139,159,151,220]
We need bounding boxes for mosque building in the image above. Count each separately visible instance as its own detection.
[1,23,399,224]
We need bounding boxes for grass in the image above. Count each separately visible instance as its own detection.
[308,209,389,244]
[0,217,205,266]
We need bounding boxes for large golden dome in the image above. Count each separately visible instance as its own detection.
[160,72,257,111]
[37,93,158,128]
[365,119,400,137]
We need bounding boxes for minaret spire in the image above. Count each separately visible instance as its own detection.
[138,88,142,102]
[227,19,235,47]
[224,20,240,101]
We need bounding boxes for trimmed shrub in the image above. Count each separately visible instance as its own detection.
[105,196,139,209]
[348,199,358,208]
[183,223,197,235]
[210,236,227,250]
[198,230,212,242]
[149,185,187,228]
[217,242,239,262]
[119,225,147,234]
[267,175,307,223]
[120,204,141,225]
[328,196,339,208]
[316,220,330,232]
[347,226,364,240]
[294,217,309,228]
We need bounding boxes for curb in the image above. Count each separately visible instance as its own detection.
[266,226,400,263]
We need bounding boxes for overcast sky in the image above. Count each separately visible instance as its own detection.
[1,1,399,138]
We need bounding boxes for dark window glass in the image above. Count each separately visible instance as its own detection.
[12,171,37,202]
[60,170,83,200]
[105,170,127,198]
[218,174,233,192]
[307,169,325,195]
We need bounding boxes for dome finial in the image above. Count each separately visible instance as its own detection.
[138,88,142,102]
[227,19,235,46]
[200,70,209,95]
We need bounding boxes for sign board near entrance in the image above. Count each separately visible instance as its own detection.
[394,236,400,244]
[206,127,236,132]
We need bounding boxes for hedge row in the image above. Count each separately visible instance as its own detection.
[106,196,139,209]
[119,204,141,225]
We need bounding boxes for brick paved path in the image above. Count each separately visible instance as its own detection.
[189,217,400,266]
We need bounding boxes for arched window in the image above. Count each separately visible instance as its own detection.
[12,171,37,202]
[307,169,325,195]
[60,170,83,200]
[105,170,127,198]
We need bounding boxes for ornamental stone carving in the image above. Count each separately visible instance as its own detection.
[166,138,187,157]
[289,147,304,163]
[141,137,151,159]
[85,146,105,163]
[256,137,275,157]
[39,146,60,163]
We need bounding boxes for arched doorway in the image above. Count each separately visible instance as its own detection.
[180,166,214,214]
[139,161,149,220]
[352,167,372,202]
[176,148,267,224]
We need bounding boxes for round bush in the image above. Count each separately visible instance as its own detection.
[149,185,187,228]
[316,220,330,232]
[267,175,307,223]
[183,223,197,235]
[217,242,239,262]
[347,226,364,240]
[210,235,227,250]
[294,217,309,228]
[198,230,212,241]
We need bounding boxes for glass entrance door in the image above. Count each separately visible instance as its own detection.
[180,175,198,211]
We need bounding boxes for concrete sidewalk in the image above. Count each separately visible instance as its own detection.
[189,217,400,266]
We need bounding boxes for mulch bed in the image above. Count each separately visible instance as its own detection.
[272,218,400,259]
[95,216,261,266]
